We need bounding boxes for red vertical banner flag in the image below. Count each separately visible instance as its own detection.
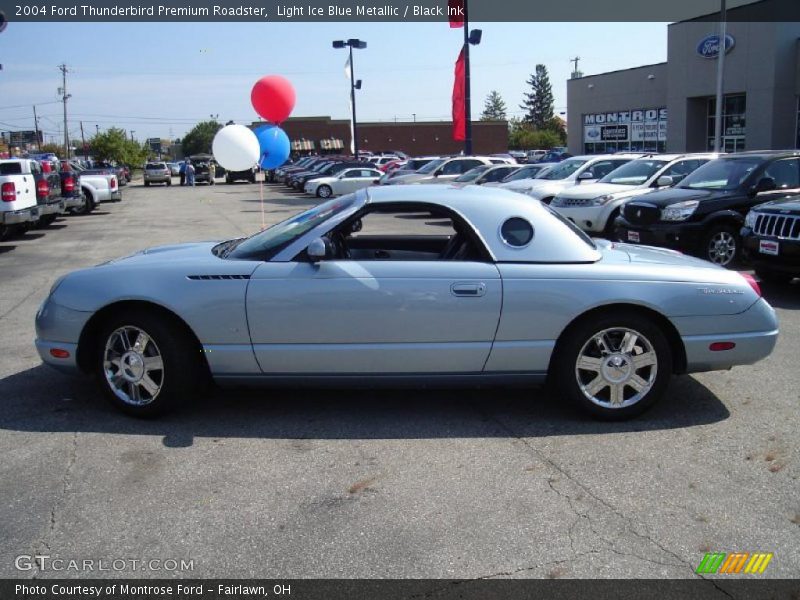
[452,48,466,141]
[448,0,465,27]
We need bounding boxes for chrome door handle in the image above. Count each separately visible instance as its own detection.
[451,282,486,297]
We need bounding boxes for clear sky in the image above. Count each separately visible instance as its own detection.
[0,21,668,143]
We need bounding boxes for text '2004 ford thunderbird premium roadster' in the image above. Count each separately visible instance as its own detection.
[36,185,778,419]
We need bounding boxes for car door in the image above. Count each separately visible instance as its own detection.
[336,169,365,194]
[246,209,503,375]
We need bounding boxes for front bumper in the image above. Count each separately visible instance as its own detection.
[2,206,39,225]
[615,216,705,251]
[555,204,613,233]
[35,339,81,374]
[741,228,800,275]
[35,297,93,375]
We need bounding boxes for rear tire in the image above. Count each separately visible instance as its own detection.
[317,185,333,199]
[755,267,795,285]
[96,309,203,417]
[552,311,672,420]
[144,181,150,187]
[167,180,172,187]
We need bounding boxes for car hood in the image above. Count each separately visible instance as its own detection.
[527,179,583,199]
[557,182,644,200]
[625,186,734,208]
[498,178,540,192]
[751,194,800,213]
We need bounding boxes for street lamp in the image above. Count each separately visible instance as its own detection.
[332,38,367,158]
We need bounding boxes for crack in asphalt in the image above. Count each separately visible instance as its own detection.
[31,431,79,579]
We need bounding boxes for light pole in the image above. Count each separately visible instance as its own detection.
[333,38,366,158]
[713,0,727,153]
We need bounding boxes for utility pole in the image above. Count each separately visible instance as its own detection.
[33,105,41,151]
[95,124,99,135]
[130,130,135,141]
[58,63,71,159]
[713,0,727,153]
[80,121,87,160]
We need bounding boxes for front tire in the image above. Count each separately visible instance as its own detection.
[552,311,672,420]
[703,224,739,267]
[317,185,333,199]
[96,310,203,417]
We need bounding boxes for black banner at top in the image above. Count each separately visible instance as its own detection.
[1,0,799,22]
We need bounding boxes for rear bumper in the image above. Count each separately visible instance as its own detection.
[108,190,122,202]
[38,200,66,216]
[2,207,39,224]
[676,299,779,373]
[144,176,171,183]
[64,195,84,209]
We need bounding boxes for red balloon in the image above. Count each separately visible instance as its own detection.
[251,75,296,124]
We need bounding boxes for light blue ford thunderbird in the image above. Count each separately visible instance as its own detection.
[35,185,778,419]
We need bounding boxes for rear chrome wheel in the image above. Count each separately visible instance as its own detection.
[554,311,672,420]
[317,185,332,198]
[103,326,164,406]
[575,327,657,409]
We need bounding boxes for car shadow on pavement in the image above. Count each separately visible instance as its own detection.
[0,365,729,448]
[0,245,17,254]
[758,281,800,310]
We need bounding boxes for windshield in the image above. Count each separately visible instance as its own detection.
[146,163,166,169]
[454,165,490,182]
[503,165,544,182]
[228,194,359,260]
[541,158,588,180]
[679,157,760,190]
[416,158,446,174]
[599,160,668,186]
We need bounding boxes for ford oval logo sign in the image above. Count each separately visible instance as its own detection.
[697,34,735,59]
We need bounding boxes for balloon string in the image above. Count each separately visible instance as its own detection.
[259,172,265,231]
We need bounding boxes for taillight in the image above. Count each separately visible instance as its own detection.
[64,176,75,193]
[110,177,117,190]
[1,182,15,202]
[36,179,49,197]
[41,161,52,173]
[741,273,762,297]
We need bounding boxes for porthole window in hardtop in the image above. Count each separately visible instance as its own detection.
[500,217,534,248]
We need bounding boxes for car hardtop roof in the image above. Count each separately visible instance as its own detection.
[722,150,800,159]
[359,184,601,263]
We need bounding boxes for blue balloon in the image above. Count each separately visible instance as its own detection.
[254,125,290,170]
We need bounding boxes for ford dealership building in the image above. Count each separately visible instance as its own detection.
[567,9,800,155]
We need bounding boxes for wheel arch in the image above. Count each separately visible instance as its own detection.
[701,210,744,230]
[76,299,208,375]
[549,303,687,376]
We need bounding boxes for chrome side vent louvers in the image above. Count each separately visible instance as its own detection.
[187,274,251,281]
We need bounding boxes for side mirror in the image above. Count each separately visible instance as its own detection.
[433,169,442,177]
[655,175,673,187]
[307,238,330,262]
[753,176,776,195]
[577,171,593,182]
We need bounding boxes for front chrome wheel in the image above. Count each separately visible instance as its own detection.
[575,327,658,409]
[103,326,164,406]
[706,230,737,266]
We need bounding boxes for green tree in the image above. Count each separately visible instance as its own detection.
[520,64,554,129]
[508,119,562,150]
[181,120,222,157]
[89,127,148,166]
[480,90,507,121]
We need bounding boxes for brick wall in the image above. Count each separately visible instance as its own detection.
[251,116,509,156]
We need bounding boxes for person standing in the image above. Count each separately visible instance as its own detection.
[179,160,186,186]
[185,160,196,187]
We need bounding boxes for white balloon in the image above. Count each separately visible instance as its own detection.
[212,125,260,171]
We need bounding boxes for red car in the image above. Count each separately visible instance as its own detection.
[380,159,406,173]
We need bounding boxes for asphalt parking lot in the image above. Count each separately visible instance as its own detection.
[0,179,798,584]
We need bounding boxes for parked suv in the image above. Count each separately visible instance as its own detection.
[615,151,800,267]
[551,154,716,236]
[741,193,800,283]
[144,162,172,186]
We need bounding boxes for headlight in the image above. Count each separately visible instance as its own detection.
[660,200,699,222]
[592,194,615,206]
[744,211,757,228]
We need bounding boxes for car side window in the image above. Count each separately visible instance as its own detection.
[763,159,800,189]
[343,170,360,178]
[663,159,704,184]
[440,160,464,175]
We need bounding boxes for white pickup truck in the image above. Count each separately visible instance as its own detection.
[67,161,122,211]
[1,159,42,240]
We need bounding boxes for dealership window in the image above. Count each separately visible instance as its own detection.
[707,94,746,152]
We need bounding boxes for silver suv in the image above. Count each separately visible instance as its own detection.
[144,162,171,187]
